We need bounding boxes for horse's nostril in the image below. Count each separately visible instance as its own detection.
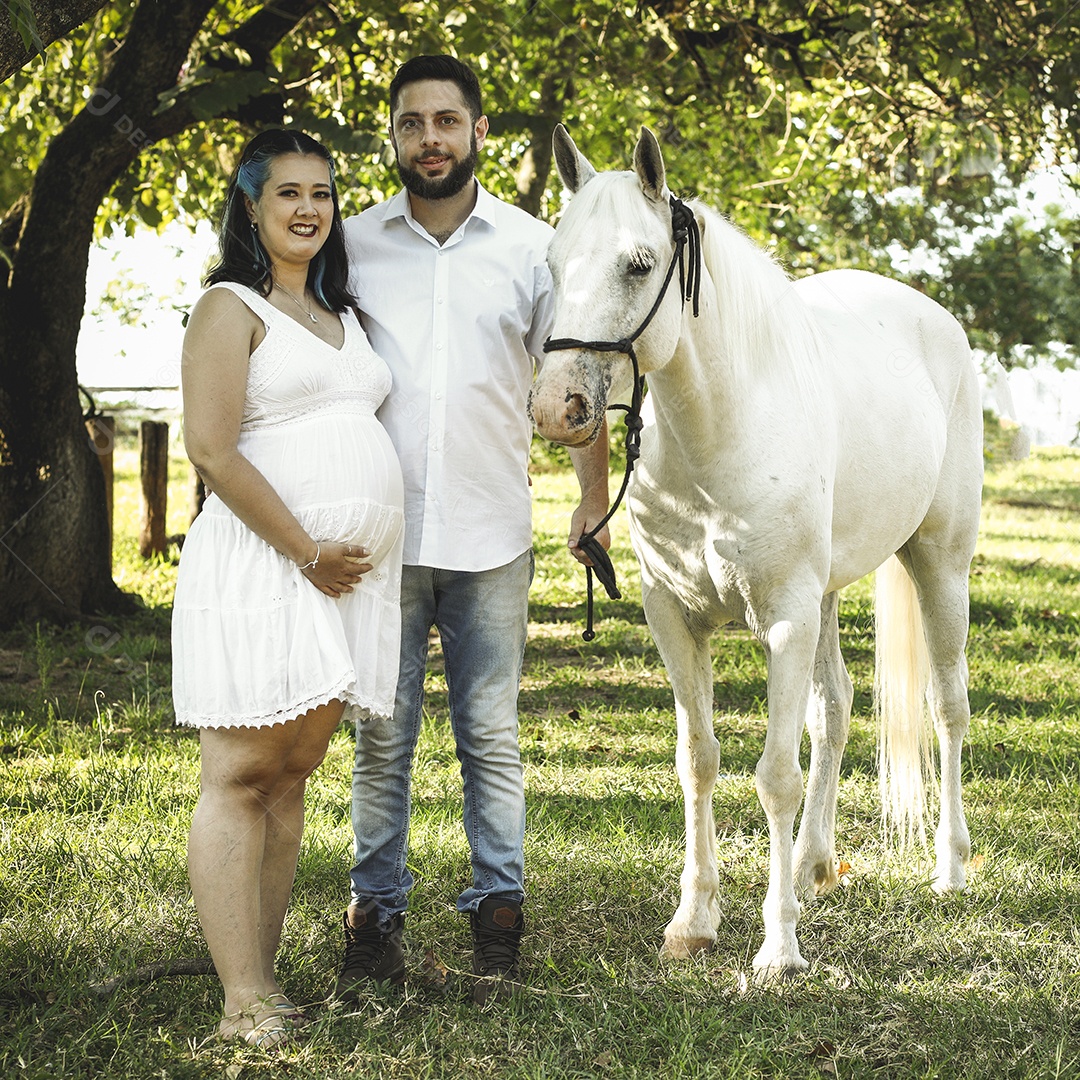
[565,393,590,428]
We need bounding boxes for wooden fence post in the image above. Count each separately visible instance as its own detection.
[139,420,169,558]
[86,415,116,550]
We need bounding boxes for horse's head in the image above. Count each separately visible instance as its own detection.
[529,125,694,447]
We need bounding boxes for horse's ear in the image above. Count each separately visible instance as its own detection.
[553,124,596,194]
[634,127,666,203]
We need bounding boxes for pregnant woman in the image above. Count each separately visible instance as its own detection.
[172,129,403,1048]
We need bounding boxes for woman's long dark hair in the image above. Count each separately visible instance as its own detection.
[204,129,353,313]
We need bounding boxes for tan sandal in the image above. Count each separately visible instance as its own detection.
[237,1016,293,1050]
[217,1004,302,1051]
[268,995,311,1030]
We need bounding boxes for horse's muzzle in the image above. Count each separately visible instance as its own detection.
[529,353,611,446]
[528,388,606,446]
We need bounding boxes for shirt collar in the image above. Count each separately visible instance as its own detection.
[381,180,498,233]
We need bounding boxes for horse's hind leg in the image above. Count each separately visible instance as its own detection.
[794,592,853,897]
[645,589,722,957]
[902,540,974,893]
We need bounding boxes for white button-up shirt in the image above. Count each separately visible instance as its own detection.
[345,183,555,571]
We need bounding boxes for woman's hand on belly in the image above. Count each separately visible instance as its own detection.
[300,540,374,599]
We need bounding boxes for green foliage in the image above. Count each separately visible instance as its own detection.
[923,203,1080,369]
[3,0,1080,367]
[0,1,136,212]
[4,1,1078,221]
[1,445,1079,1077]
[6,0,43,54]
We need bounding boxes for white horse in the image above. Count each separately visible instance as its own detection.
[529,126,983,979]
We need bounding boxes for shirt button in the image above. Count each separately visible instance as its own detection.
[436,342,443,350]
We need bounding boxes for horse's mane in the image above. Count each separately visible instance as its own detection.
[556,174,825,405]
[692,201,825,401]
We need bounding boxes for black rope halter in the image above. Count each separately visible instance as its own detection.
[543,194,702,640]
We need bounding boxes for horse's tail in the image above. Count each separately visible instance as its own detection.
[874,554,936,848]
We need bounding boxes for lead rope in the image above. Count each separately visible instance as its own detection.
[543,195,701,640]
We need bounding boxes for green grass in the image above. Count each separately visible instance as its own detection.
[1,431,1079,1078]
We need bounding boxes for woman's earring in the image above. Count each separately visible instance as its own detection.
[250,222,265,272]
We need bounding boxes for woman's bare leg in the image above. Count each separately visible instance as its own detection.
[187,700,343,1040]
[257,701,344,995]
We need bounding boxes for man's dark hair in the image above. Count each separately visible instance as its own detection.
[389,55,483,122]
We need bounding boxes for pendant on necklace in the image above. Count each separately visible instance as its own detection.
[307,312,317,323]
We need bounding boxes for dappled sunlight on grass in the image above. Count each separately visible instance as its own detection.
[1,441,1078,1077]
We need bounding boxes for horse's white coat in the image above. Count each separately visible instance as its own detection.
[530,127,983,979]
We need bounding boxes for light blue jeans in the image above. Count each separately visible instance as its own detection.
[349,550,532,928]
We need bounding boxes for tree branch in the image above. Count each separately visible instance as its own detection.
[0,0,109,82]
[228,0,323,67]
[89,957,215,997]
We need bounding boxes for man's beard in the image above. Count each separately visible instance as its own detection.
[397,138,478,200]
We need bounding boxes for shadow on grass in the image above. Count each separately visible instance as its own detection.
[529,599,648,626]
[988,487,1080,512]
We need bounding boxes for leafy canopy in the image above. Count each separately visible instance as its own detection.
[2,0,1077,366]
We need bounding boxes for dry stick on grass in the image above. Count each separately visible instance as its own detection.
[88,957,215,997]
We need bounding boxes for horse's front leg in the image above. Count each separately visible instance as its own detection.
[646,588,721,957]
[753,607,820,980]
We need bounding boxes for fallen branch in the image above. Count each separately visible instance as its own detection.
[89,956,215,996]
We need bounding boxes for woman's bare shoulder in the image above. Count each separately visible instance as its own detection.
[186,285,264,343]
[184,285,267,365]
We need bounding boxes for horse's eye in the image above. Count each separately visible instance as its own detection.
[628,256,654,276]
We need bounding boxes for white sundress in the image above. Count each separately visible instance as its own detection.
[171,282,404,728]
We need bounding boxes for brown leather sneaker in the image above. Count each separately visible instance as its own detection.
[334,900,406,1001]
[470,897,524,1005]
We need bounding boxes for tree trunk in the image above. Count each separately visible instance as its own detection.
[514,75,561,218]
[0,363,118,623]
[0,196,126,622]
[0,0,220,626]
[0,0,320,628]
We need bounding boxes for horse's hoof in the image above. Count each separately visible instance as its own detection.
[751,942,808,983]
[660,934,714,959]
[812,862,839,896]
[932,851,969,894]
[794,859,838,898]
[932,873,967,895]
[750,953,809,984]
[750,961,807,986]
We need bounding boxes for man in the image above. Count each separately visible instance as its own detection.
[338,55,610,1005]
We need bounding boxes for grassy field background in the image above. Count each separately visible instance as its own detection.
[1,423,1078,1078]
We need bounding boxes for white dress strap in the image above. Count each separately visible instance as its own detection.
[205,280,277,329]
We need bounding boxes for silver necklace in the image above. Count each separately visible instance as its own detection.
[275,283,318,324]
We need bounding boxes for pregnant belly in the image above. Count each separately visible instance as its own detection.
[296,498,404,570]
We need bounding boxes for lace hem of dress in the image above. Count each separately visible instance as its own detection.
[173,676,390,729]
